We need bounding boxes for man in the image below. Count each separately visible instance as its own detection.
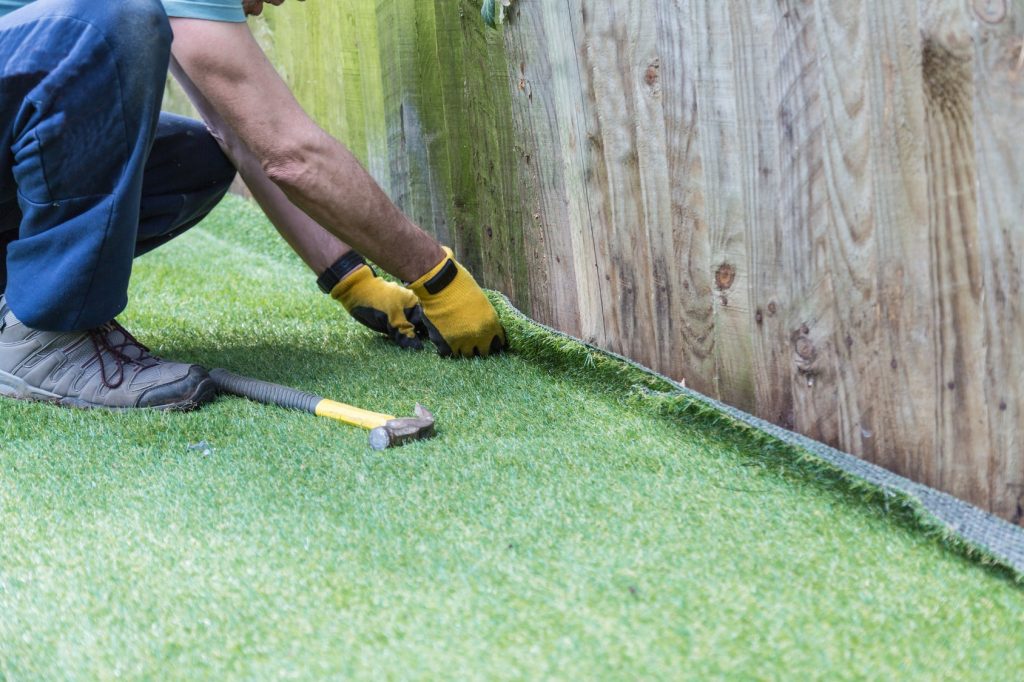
[0,0,505,412]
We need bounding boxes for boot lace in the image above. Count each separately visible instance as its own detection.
[87,321,159,389]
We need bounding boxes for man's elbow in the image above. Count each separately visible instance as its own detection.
[262,157,308,194]
[260,133,322,195]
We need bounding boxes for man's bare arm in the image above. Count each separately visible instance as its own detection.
[168,17,444,282]
[169,57,348,274]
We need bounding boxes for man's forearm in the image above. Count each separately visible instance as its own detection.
[259,126,444,281]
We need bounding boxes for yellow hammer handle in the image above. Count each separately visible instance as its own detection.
[315,399,395,430]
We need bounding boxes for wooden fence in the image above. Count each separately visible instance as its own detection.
[175,0,1024,523]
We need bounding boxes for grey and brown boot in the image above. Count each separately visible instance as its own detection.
[0,296,215,411]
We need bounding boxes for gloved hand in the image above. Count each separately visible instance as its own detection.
[407,247,506,357]
[331,263,424,350]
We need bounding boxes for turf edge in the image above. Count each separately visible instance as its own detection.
[489,292,1024,585]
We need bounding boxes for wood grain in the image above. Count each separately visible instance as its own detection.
[919,0,993,506]
[685,1,770,410]
[502,4,584,335]
[970,0,1024,522]
[771,2,843,447]
[856,0,936,482]
[565,2,617,352]
[373,0,451,243]
[505,3,612,349]
[435,0,529,303]
[655,0,716,391]
[579,3,661,370]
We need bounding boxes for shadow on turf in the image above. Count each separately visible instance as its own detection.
[150,342,373,390]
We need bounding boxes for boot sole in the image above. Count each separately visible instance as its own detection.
[0,369,217,412]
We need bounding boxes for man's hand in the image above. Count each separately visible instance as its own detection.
[243,0,301,17]
[331,264,424,350]
[407,248,506,358]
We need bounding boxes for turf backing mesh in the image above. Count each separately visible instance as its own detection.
[493,294,1024,580]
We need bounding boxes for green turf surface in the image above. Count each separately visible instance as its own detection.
[1,195,1022,679]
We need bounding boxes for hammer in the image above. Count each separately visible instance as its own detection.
[210,368,436,450]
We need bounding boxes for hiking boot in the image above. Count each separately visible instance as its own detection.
[0,296,215,411]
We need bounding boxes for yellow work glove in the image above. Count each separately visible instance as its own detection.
[407,247,506,358]
[330,262,424,350]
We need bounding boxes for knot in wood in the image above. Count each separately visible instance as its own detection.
[791,326,818,368]
[972,0,1007,24]
[795,337,817,361]
[644,60,660,88]
[922,40,972,116]
[715,263,736,291]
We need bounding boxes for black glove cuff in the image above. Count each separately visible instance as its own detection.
[317,251,370,294]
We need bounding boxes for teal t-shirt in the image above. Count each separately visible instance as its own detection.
[0,0,246,22]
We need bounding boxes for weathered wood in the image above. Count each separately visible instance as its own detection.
[769,2,842,449]
[576,4,661,370]
[218,0,1024,523]
[970,0,1024,522]
[655,0,716,392]
[431,0,529,303]
[405,1,455,247]
[685,1,766,409]
[918,1,994,507]
[502,4,584,335]
[860,0,935,484]
[373,0,451,242]
[504,3,612,349]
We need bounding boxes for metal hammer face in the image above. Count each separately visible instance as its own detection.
[368,404,436,450]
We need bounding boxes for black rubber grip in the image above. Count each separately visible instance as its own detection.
[210,368,322,414]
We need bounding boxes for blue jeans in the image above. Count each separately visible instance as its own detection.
[0,0,236,331]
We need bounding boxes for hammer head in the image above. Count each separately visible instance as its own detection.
[368,404,436,450]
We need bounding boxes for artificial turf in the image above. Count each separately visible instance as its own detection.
[1,195,1022,679]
